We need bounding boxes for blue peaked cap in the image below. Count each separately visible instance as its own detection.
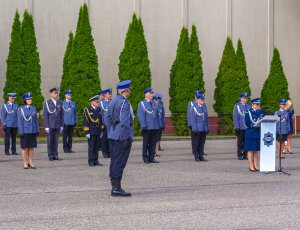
[196,94,205,100]
[240,92,248,98]
[278,99,287,105]
[64,89,72,95]
[194,90,202,95]
[103,88,112,94]
[8,93,17,98]
[116,80,131,89]
[251,98,261,104]
[22,92,32,100]
[143,87,153,94]
[153,93,162,100]
[89,95,99,102]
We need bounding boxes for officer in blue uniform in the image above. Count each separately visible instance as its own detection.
[1,93,19,155]
[275,99,290,159]
[244,98,264,171]
[62,90,77,153]
[233,92,251,160]
[108,80,133,197]
[43,87,64,161]
[18,92,39,169]
[153,93,165,156]
[187,93,209,162]
[187,90,207,128]
[84,95,103,166]
[137,87,160,164]
[99,88,112,158]
[97,90,105,151]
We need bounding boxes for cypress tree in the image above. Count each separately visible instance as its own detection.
[68,4,101,135]
[190,24,205,93]
[3,11,24,106]
[261,48,290,112]
[21,10,44,111]
[169,27,193,136]
[118,13,151,134]
[59,32,74,100]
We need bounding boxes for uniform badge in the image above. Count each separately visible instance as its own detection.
[263,132,274,147]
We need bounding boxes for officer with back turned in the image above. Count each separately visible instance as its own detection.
[108,80,133,197]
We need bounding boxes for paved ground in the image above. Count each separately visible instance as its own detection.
[0,138,300,230]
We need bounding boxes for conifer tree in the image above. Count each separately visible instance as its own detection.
[3,11,24,106]
[21,10,44,111]
[261,48,290,112]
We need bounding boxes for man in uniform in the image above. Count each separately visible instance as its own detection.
[43,87,64,161]
[62,90,77,153]
[84,95,103,166]
[137,87,160,164]
[1,93,19,155]
[108,80,133,197]
[233,92,251,160]
[99,88,112,158]
[97,90,105,151]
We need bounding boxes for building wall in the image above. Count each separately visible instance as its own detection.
[0,0,299,118]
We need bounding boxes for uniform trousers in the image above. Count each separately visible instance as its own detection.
[142,129,159,162]
[88,135,100,164]
[101,127,110,155]
[236,129,247,157]
[191,131,207,159]
[4,127,17,153]
[47,128,60,157]
[63,125,75,152]
[109,139,131,181]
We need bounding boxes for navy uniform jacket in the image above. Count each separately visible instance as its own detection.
[157,101,165,129]
[1,102,18,128]
[63,100,77,125]
[233,102,251,130]
[17,105,39,134]
[107,94,134,141]
[99,99,111,130]
[43,99,64,129]
[84,106,102,135]
[275,109,290,134]
[244,108,264,139]
[137,99,159,130]
[187,102,209,132]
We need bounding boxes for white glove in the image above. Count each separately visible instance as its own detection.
[45,128,50,134]
[86,134,90,139]
[60,127,63,134]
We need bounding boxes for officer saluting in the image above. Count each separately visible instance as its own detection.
[1,93,19,155]
[62,90,77,153]
[43,87,64,161]
[108,80,133,197]
[84,95,103,166]
[137,88,160,164]
[99,88,112,158]
[233,93,251,160]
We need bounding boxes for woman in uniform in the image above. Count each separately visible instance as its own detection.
[244,98,264,171]
[285,100,294,154]
[17,92,39,169]
[153,93,165,156]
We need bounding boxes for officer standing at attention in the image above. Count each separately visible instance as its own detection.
[43,87,64,161]
[84,95,103,166]
[137,87,160,164]
[99,88,112,158]
[187,93,209,162]
[233,93,251,160]
[62,90,77,153]
[153,93,165,156]
[97,90,105,151]
[1,93,19,155]
[244,98,264,172]
[108,80,133,197]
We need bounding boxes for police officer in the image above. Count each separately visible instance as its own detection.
[275,99,290,159]
[99,88,112,158]
[108,80,133,197]
[1,93,19,155]
[18,92,39,169]
[97,90,105,151]
[137,87,160,164]
[233,93,251,160]
[187,93,209,162]
[62,90,77,153]
[244,98,264,171]
[43,87,64,161]
[84,95,103,166]
[153,93,165,156]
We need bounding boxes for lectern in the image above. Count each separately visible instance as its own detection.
[254,115,279,172]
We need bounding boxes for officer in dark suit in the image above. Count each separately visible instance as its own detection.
[1,93,19,155]
[153,93,165,156]
[84,95,103,166]
[62,90,77,153]
[137,88,160,164]
[43,87,64,161]
[233,93,251,160]
[99,88,112,158]
[108,80,133,197]
[97,90,105,152]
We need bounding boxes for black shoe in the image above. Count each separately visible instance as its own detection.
[195,156,200,162]
[203,153,208,156]
[95,161,103,166]
[199,158,208,162]
[158,148,164,151]
[243,155,248,160]
[63,150,69,153]
[89,163,95,166]
[54,157,62,161]
[68,150,75,153]
[238,156,244,160]
[49,156,54,161]
[12,152,18,155]
[150,159,159,163]
[144,161,150,164]
[28,163,36,169]
[5,152,10,155]
[103,153,110,158]
[111,187,131,197]
[249,168,256,172]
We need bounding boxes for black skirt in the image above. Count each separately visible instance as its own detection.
[20,133,37,148]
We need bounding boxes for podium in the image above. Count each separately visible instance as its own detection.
[254,115,279,172]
